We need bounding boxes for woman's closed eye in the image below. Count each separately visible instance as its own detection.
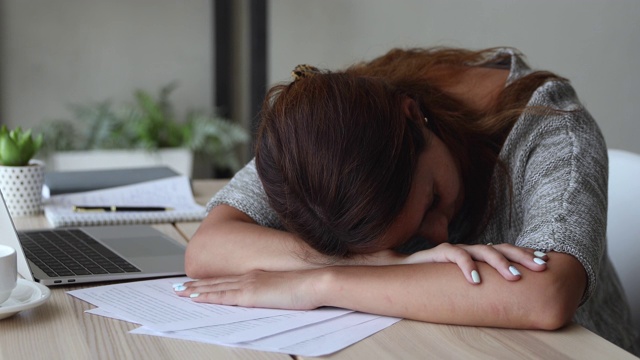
[430,194,440,210]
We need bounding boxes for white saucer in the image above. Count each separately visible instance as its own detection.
[0,279,51,320]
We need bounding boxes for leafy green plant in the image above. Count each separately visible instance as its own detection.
[184,112,249,172]
[0,126,44,166]
[127,82,185,150]
[38,83,248,173]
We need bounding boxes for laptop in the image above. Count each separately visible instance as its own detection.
[0,188,187,286]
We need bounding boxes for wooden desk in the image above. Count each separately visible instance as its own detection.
[2,181,636,360]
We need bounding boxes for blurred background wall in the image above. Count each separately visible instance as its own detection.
[268,0,640,154]
[1,0,639,157]
[0,0,212,131]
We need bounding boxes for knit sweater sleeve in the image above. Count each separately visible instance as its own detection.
[501,81,608,304]
[206,159,283,229]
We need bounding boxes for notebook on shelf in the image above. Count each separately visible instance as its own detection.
[43,176,206,227]
[43,166,181,198]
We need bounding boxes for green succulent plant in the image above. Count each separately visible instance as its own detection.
[0,125,44,166]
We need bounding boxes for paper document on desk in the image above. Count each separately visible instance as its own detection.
[68,277,401,357]
[44,176,206,227]
[131,312,399,357]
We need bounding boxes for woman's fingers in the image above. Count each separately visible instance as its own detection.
[442,245,481,284]
[179,287,243,306]
[403,243,477,283]
[487,244,548,272]
[474,243,548,272]
[458,243,548,280]
[460,244,522,281]
[173,278,242,305]
[422,243,549,284]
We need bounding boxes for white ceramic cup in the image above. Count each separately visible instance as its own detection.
[0,244,18,304]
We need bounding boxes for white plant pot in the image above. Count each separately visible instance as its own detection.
[0,160,46,217]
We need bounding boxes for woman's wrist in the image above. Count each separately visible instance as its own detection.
[307,266,340,308]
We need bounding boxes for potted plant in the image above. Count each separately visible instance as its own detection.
[0,126,45,216]
[38,83,248,178]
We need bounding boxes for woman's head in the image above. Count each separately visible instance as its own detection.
[255,47,562,257]
[255,70,427,256]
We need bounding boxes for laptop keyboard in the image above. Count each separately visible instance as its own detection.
[18,229,141,277]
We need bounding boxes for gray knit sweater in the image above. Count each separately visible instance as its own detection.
[208,50,638,355]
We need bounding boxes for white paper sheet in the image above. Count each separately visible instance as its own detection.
[277,316,401,357]
[213,307,353,343]
[88,305,356,344]
[131,313,401,357]
[68,277,299,331]
[240,312,388,348]
[69,276,402,357]
[86,307,136,322]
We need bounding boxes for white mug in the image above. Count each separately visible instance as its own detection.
[0,244,18,304]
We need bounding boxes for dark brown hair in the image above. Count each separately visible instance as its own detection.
[255,47,564,257]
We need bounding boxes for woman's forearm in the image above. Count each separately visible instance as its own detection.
[315,252,586,330]
[186,205,407,278]
[186,206,328,278]
[179,245,585,330]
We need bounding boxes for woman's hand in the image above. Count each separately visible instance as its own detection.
[401,243,548,284]
[173,269,322,310]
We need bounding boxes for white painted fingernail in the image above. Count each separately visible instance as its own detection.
[534,257,546,265]
[190,293,200,298]
[172,282,184,288]
[509,266,521,276]
[471,270,481,284]
[534,251,546,258]
[174,285,186,291]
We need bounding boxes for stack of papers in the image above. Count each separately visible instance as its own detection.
[68,277,401,357]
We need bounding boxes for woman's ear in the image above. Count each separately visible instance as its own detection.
[401,97,423,121]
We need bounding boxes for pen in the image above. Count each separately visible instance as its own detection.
[72,206,173,212]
